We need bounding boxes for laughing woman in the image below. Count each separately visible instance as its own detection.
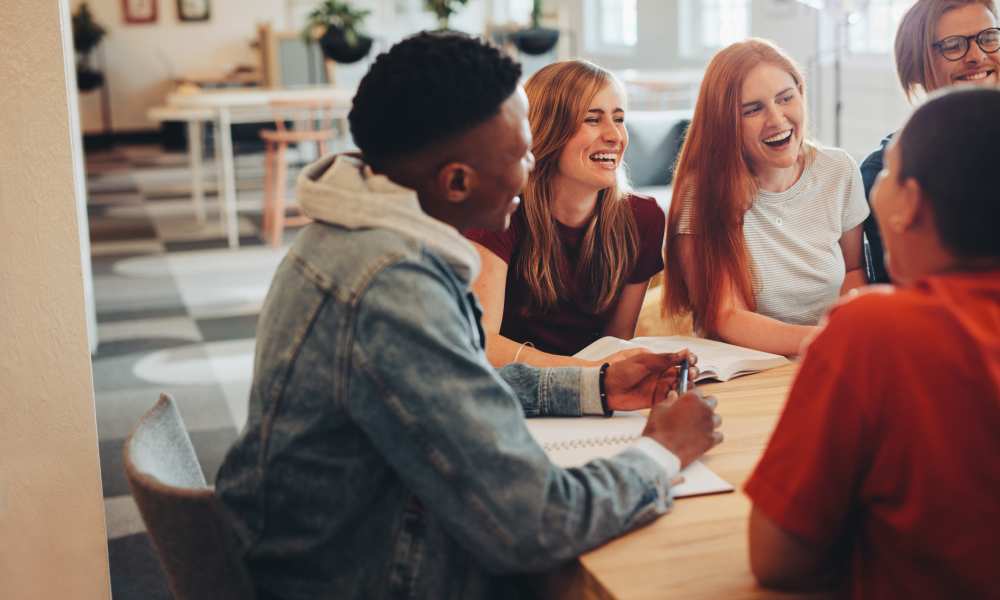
[664,39,869,356]
[467,60,665,367]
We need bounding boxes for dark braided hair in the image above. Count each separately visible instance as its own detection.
[349,31,522,168]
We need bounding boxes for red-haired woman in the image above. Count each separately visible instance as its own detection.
[467,60,666,367]
[664,39,869,356]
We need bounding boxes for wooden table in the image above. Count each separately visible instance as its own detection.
[149,86,354,248]
[548,364,825,599]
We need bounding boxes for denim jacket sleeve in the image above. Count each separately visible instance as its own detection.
[345,252,673,573]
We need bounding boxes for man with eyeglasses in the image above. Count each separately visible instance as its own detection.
[859,0,998,285]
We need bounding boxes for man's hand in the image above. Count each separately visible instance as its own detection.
[642,389,723,468]
[602,351,698,411]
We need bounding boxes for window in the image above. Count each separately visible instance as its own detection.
[585,0,638,53]
[680,0,750,57]
[847,0,911,54]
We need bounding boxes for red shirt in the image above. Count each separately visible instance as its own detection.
[745,269,1000,599]
[466,194,665,355]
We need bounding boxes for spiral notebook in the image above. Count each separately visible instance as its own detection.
[526,413,733,498]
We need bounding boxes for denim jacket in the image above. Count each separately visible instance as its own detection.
[215,155,675,600]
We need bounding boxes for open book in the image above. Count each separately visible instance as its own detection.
[526,413,733,498]
[575,335,790,382]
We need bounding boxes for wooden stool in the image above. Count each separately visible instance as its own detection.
[259,100,343,247]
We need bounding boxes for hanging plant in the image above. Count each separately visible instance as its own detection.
[72,3,108,92]
[424,0,469,30]
[510,0,559,56]
[303,0,373,64]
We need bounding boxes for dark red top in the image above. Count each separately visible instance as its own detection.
[466,194,665,355]
[745,270,1000,599]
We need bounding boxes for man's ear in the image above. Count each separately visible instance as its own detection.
[894,177,926,233]
[437,163,477,204]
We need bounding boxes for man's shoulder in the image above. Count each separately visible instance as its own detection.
[821,284,947,346]
[288,224,440,295]
[859,132,894,173]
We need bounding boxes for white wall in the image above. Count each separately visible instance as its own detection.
[75,0,287,133]
[751,0,911,160]
[74,0,493,133]
[0,0,110,598]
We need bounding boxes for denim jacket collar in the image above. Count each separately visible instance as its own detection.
[297,153,481,283]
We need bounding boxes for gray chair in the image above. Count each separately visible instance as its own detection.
[124,393,255,600]
[623,110,692,187]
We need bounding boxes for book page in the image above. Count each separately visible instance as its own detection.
[575,335,789,381]
[525,414,733,498]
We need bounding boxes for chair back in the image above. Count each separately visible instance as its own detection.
[124,393,255,600]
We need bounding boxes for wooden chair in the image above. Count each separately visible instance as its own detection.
[635,273,694,337]
[259,100,343,247]
[123,393,256,600]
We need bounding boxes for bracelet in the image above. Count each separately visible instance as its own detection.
[512,341,534,363]
[598,362,613,417]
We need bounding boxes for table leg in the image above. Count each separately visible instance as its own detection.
[217,107,239,249]
[186,120,206,225]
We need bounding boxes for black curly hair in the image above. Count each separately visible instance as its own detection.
[348,31,522,167]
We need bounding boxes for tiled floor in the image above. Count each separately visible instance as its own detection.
[87,144,299,598]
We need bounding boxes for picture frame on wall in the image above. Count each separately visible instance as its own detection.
[177,0,211,22]
[122,0,157,24]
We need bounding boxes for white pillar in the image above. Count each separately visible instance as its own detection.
[0,0,111,597]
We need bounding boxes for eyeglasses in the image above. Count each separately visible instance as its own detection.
[932,27,1000,61]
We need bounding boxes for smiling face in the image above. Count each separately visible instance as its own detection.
[930,3,999,90]
[464,87,535,231]
[739,63,805,175]
[553,82,628,195]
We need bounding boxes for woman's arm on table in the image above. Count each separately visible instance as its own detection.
[602,280,652,340]
[675,235,816,357]
[839,224,867,293]
[471,242,597,367]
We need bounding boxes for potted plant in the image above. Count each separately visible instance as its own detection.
[510,0,559,56]
[72,3,107,92]
[304,0,373,64]
[425,0,469,30]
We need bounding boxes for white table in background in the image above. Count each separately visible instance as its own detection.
[150,86,354,248]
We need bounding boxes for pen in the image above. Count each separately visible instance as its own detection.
[678,358,689,394]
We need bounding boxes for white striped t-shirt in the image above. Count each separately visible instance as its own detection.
[678,144,869,325]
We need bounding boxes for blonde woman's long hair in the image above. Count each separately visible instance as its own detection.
[518,60,639,315]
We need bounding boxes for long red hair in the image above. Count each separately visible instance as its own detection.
[664,38,808,336]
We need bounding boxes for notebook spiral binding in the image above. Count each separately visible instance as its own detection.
[544,434,639,451]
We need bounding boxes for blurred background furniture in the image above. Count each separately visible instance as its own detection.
[258,23,334,88]
[124,393,255,600]
[259,99,345,246]
[152,86,353,248]
[624,109,692,212]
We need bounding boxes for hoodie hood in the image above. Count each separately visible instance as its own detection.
[297,154,480,283]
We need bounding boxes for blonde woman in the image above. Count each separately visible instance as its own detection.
[467,60,665,367]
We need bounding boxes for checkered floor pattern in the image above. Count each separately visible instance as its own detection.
[87,145,300,598]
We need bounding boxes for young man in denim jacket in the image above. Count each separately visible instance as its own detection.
[215,32,723,600]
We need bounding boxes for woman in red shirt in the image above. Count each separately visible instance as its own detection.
[467,60,665,367]
[746,87,1000,598]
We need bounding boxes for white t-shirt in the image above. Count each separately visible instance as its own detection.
[678,144,869,325]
